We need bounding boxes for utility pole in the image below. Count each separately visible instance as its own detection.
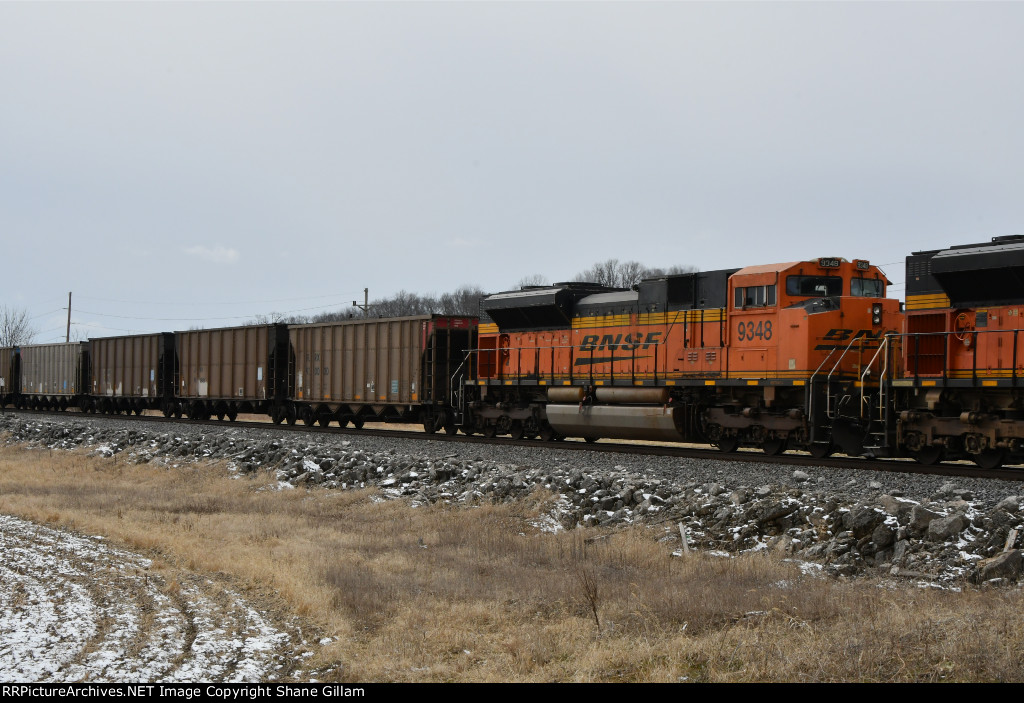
[66,292,71,343]
[352,288,370,315]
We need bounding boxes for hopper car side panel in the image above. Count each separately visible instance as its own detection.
[284,315,477,429]
[15,342,89,410]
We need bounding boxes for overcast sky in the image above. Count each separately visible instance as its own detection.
[3,1,1023,341]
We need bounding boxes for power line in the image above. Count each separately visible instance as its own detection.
[72,299,355,323]
[74,292,366,307]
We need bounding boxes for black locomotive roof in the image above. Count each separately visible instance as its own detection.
[926,235,1024,306]
[482,283,619,329]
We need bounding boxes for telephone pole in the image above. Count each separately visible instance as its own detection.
[352,288,370,315]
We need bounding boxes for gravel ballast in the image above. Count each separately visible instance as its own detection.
[2,413,1022,586]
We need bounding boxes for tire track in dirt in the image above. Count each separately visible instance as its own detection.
[0,514,296,682]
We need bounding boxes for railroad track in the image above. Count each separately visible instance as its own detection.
[5,408,1024,482]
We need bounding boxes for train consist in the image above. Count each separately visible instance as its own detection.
[0,316,476,431]
[3,235,1024,468]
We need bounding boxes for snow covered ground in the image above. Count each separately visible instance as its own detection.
[0,514,299,682]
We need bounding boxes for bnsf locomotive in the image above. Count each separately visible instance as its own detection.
[463,256,899,459]
[4,236,1024,468]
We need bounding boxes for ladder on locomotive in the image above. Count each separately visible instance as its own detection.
[807,334,894,453]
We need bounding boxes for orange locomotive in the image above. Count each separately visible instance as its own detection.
[463,256,901,456]
[886,235,1024,468]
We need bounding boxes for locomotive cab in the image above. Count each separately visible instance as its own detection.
[727,257,898,383]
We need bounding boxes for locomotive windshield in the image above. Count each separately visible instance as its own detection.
[785,275,842,297]
[851,277,884,297]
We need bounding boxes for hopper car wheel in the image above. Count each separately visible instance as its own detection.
[444,423,458,435]
[509,421,524,440]
[761,438,787,456]
[286,406,297,425]
[973,449,1005,470]
[338,417,349,428]
[271,407,284,424]
[540,426,557,442]
[217,412,226,421]
[301,407,316,426]
[422,418,438,434]
[135,407,144,416]
[318,413,332,428]
[715,438,739,453]
[227,410,237,422]
[173,405,183,420]
[483,425,497,438]
[913,446,944,466]
[584,436,599,444]
[460,426,475,436]
[351,418,364,429]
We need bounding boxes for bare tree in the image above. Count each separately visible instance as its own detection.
[245,285,484,324]
[645,264,699,277]
[0,306,36,347]
[516,273,549,289]
[575,259,699,288]
[437,286,486,316]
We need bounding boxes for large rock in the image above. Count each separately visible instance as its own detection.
[926,512,970,542]
[974,550,1022,583]
[842,507,885,539]
[909,505,943,535]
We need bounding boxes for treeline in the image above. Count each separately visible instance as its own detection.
[249,258,699,324]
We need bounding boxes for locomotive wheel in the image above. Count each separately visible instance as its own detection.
[715,438,739,453]
[808,442,834,459]
[973,449,1005,470]
[913,446,944,466]
[540,426,557,442]
[761,438,787,456]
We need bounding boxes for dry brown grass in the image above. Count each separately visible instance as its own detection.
[1,442,1022,682]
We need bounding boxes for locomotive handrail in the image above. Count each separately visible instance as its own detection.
[886,326,1024,386]
[825,335,863,419]
[449,353,473,418]
[806,346,841,446]
[860,334,890,420]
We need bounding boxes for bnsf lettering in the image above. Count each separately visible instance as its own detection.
[579,331,661,352]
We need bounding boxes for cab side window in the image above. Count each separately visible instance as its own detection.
[734,285,776,308]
